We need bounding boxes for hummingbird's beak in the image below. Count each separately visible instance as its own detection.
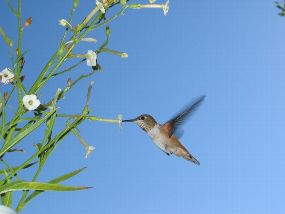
[122,118,136,122]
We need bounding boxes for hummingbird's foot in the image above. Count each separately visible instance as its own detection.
[164,151,170,156]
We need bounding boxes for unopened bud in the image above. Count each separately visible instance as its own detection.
[24,17,32,28]
[67,78,73,87]
[4,92,9,101]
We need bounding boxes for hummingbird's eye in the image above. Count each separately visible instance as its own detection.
[140,116,145,120]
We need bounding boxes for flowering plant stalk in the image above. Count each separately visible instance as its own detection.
[0,0,169,213]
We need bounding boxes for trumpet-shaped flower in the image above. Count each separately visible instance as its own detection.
[23,94,41,111]
[163,0,170,16]
[65,37,97,45]
[0,68,15,84]
[96,0,105,13]
[58,19,73,29]
[85,146,95,158]
[118,114,123,129]
[86,50,97,66]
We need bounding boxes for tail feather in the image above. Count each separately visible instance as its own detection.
[174,146,200,165]
[183,154,200,165]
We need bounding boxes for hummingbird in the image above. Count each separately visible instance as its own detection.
[123,95,205,165]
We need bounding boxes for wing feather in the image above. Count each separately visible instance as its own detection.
[162,95,206,137]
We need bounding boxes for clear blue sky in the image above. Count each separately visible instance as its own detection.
[1,0,285,214]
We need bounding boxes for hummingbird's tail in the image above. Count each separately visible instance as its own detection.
[183,154,200,165]
[174,146,200,165]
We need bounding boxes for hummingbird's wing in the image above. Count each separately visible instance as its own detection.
[162,95,206,137]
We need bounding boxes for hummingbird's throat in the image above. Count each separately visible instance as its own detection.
[136,121,152,132]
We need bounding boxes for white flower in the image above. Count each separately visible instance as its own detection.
[81,37,97,43]
[86,50,97,66]
[0,68,15,84]
[0,205,17,214]
[162,0,170,16]
[23,94,41,111]
[121,53,128,58]
[58,19,73,29]
[117,114,123,129]
[96,0,105,13]
[85,146,95,158]
[65,37,97,45]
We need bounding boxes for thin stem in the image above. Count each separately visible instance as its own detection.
[16,0,23,105]
[57,114,120,124]
[91,5,128,30]
[48,59,84,79]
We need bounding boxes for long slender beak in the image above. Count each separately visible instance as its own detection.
[122,118,136,122]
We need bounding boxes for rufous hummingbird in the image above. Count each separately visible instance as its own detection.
[123,95,205,165]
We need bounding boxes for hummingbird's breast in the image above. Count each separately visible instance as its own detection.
[147,124,173,153]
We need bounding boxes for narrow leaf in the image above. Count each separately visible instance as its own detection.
[0,162,38,175]
[0,181,90,195]
[24,167,87,205]
[0,27,13,47]
[0,109,57,157]
[1,171,13,207]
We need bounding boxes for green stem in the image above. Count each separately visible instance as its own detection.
[91,5,128,30]
[101,47,128,58]
[48,59,84,79]
[16,0,23,105]
[57,114,120,124]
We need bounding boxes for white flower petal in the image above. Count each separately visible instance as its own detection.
[0,205,17,214]
[163,0,170,16]
[33,99,41,109]
[29,94,37,100]
[59,19,67,26]
[86,50,97,66]
[85,146,95,158]
[58,19,73,29]
[22,95,31,103]
[118,114,123,129]
[81,37,97,43]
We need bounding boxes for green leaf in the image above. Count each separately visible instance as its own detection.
[0,180,90,195]
[1,171,13,207]
[0,162,38,175]
[0,94,7,141]
[0,27,13,47]
[73,0,79,8]
[1,191,12,207]
[24,167,87,205]
[106,26,110,38]
[49,167,87,184]
[98,26,111,51]
[0,109,57,158]
[4,0,17,15]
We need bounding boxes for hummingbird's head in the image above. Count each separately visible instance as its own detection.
[123,114,157,132]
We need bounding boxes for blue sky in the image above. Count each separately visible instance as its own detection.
[1,0,285,214]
